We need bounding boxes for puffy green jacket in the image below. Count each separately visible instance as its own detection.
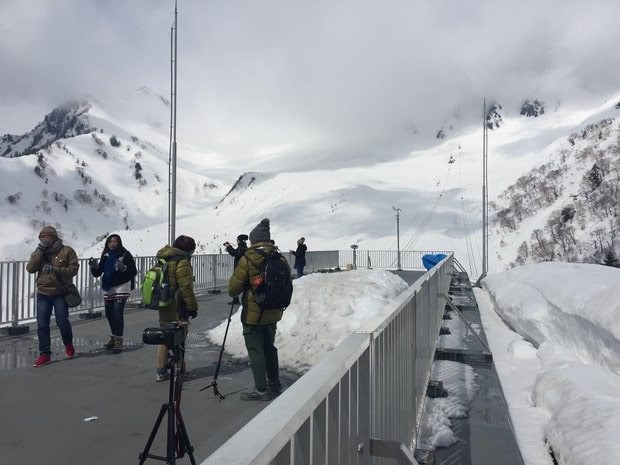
[156,245,198,322]
[228,242,288,325]
[26,241,79,296]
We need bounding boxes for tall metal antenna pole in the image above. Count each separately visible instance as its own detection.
[168,0,178,245]
[481,99,489,279]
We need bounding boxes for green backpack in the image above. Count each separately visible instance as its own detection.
[141,257,180,310]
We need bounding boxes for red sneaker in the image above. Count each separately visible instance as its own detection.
[65,344,75,358]
[33,353,51,367]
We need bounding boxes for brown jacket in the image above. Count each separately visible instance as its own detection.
[26,240,79,296]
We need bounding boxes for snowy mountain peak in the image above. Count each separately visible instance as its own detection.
[1,99,94,158]
[520,99,545,117]
[485,102,504,130]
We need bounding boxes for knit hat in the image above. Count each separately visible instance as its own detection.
[237,234,249,242]
[39,226,58,239]
[249,218,270,244]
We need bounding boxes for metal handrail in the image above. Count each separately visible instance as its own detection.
[0,254,236,330]
[202,254,453,465]
[1,250,438,331]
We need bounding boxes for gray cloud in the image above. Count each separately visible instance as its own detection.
[1,0,619,160]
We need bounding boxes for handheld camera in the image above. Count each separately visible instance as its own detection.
[142,322,184,350]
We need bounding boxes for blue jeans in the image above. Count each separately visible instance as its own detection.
[104,298,127,337]
[294,265,304,278]
[36,293,73,355]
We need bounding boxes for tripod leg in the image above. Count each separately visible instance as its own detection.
[138,404,169,465]
[201,302,236,398]
[167,402,177,464]
[176,410,197,465]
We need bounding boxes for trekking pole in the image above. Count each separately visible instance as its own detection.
[200,302,236,399]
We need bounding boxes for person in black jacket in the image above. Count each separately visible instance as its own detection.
[89,234,137,353]
[290,237,307,278]
[224,234,248,305]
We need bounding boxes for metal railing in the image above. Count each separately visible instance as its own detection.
[2,250,440,331]
[0,254,237,330]
[338,249,452,271]
[0,251,347,330]
[202,254,453,465]
[0,249,452,463]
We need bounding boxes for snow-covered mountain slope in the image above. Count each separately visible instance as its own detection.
[2,91,619,280]
[488,95,620,270]
[0,92,226,261]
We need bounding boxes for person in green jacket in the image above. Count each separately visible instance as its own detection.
[228,218,291,401]
[154,235,199,382]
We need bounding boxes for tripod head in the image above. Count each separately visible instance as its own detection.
[165,345,185,370]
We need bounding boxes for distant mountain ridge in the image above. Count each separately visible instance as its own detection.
[0,94,223,261]
[1,91,619,278]
[1,100,94,158]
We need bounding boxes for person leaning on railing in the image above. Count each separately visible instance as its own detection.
[26,226,79,367]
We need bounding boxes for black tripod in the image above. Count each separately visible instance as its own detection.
[200,302,236,399]
[139,346,196,465]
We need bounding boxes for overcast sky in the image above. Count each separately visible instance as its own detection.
[1,0,619,158]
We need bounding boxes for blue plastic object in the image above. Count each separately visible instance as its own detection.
[422,254,447,270]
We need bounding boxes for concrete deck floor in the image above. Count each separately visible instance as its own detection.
[0,289,299,465]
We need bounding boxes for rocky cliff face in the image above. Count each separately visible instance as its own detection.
[520,99,545,117]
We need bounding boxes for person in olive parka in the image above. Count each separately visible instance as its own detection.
[154,235,199,382]
[228,218,292,401]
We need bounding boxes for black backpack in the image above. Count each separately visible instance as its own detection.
[253,249,293,310]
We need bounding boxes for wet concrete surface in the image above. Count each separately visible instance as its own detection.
[0,270,425,465]
[0,289,299,465]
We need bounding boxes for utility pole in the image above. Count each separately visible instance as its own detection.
[393,206,402,271]
[350,245,358,270]
[168,0,178,245]
[481,99,489,280]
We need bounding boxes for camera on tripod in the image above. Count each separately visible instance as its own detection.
[143,323,184,350]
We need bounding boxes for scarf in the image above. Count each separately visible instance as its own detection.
[101,249,118,291]
[45,239,63,256]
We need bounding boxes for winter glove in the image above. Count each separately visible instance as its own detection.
[88,258,98,270]
[35,242,48,255]
[114,258,127,272]
[187,310,197,319]
[41,264,57,275]
[177,308,189,321]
